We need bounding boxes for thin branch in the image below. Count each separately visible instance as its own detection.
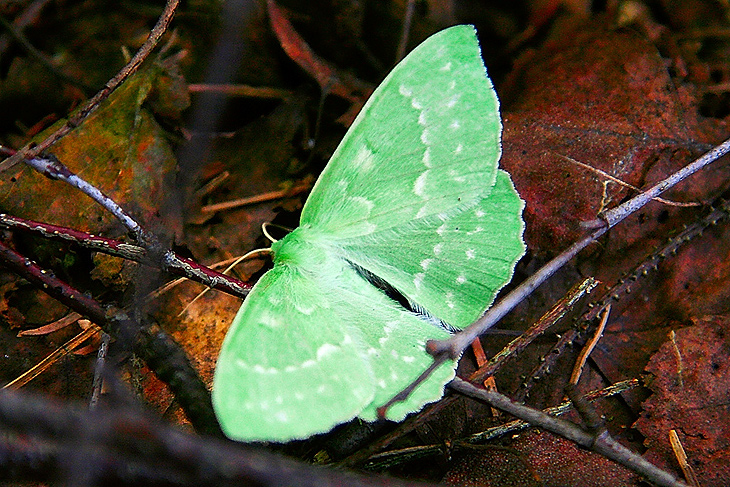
[0,213,252,298]
[568,304,609,387]
[3,324,101,390]
[23,155,152,243]
[0,389,439,487]
[449,378,690,487]
[518,199,730,399]
[469,277,597,385]
[0,0,180,173]
[188,83,292,99]
[429,136,730,360]
[0,239,222,436]
[362,378,642,469]
[200,182,312,213]
[459,378,641,445]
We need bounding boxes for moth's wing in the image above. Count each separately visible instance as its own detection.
[339,170,525,329]
[212,264,376,442]
[300,25,501,239]
[316,258,457,423]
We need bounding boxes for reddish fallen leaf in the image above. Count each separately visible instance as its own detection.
[634,315,730,486]
[500,20,725,253]
[266,0,372,124]
[0,56,188,237]
[442,429,637,487]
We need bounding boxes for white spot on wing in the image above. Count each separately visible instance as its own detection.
[440,62,452,71]
[475,209,486,217]
[349,196,374,213]
[420,129,429,144]
[455,143,463,154]
[253,364,279,375]
[418,111,427,125]
[294,303,315,315]
[414,171,428,196]
[434,243,443,255]
[436,224,447,237]
[412,99,423,110]
[275,411,288,422]
[450,120,460,130]
[467,226,484,236]
[446,95,459,108]
[402,355,415,363]
[301,359,316,369]
[420,258,433,270]
[446,291,455,309]
[448,80,456,90]
[353,146,375,171]
[456,275,466,284]
[414,273,425,290]
[422,148,431,167]
[466,249,476,259]
[316,343,339,361]
[399,85,412,97]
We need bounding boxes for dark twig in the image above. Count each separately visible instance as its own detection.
[518,199,730,399]
[0,388,439,487]
[0,14,94,93]
[0,0,180,173]
[469,277,597,384]
[0,213,252,298]
[395,0,416,63]
[0,0,52,57]
[89,332,110,410]
[449,378,690,487]
[0,239,222,436]
[362,378,641,470]
[429,136,730,360]
[459,378,641,445]
[23,154,153,244]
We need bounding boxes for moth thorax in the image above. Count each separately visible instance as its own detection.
[270,226,329,267]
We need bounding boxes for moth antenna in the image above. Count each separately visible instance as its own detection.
[262,222,293,243]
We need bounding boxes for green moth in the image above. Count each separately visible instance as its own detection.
[212,25,525,442]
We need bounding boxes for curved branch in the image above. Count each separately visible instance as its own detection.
[0,0,180,173]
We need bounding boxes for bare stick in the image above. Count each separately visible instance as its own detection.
[89,332,111,410]
[469,277,597,385]
[23,155,151,243]
[3,325,101,390]
[568,304,609,387]
[0,0,180,173]
[201,182,312,213]
[429,136,730,360]
[0,213,251,298]
[519,200,730,399]
[0,388,437,487]
[450,378,690,487]
[0,240,222,436]
[364,378,642,469]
